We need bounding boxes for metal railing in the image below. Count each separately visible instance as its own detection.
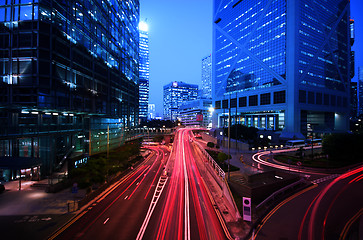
[193,140,226,179]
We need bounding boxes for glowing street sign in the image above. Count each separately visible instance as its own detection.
[243,197,251,222]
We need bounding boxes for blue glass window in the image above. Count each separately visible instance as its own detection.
[20,5,32,20]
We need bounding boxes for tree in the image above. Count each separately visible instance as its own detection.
[217,152,229,163]
[207,142,215,148]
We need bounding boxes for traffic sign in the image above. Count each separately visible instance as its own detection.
[243,197,251,222]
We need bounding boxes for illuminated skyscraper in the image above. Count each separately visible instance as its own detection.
[163,81,198,121]
[213,0,351,138]
[359,67,363,116]
[0,0,140,180]
[139,21,149,123]
[201,55,212,99]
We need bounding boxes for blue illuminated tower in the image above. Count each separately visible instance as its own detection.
[163,82,198,121]
[212,0,351,138]
[202,55,212,99]
[139,21,150,123]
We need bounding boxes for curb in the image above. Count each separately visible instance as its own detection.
[47,150,157,240]
[200,177,235,240]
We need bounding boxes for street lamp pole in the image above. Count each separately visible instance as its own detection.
[228,99,231,182]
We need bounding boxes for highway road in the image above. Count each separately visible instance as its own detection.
[253,165,363,240]
[51,146,169,240]
[51,128,226,240]
[139,128,225,240]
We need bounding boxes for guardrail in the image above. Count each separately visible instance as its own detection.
[255,178,306,209]
[193,140,226,179]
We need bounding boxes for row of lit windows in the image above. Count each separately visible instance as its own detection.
[299,90,347,107]
[214,90,286,109]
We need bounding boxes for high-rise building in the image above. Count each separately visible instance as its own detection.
[201,55,212,99]
[359,67,363,116]
[148,104,155,120]
[0,0,139,180]
[179,99,213,128]
[139,21,149,123]
[163,81,198,121]
[212,0,351,139]
[351,81,357,117]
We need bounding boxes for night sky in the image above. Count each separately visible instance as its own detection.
[140,0,363,117]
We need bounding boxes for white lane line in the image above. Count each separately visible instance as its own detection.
[136,176,168,240]
[103,218,110,224]
[182,130,191,240]
[124,195,128,200]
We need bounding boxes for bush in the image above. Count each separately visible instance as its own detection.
[207,142,215,148]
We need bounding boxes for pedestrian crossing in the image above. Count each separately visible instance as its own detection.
[311,174,340,184]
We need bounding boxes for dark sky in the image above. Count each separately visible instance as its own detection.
[141,0,362,116]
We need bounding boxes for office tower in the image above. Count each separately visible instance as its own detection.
[0,0,139,180]
[139,21,149,123]
[179,99,213,128]
[163,81,198,121]
[359,67,363,116]
[350,81,357,118]
[212,0,351,138]
[201,54,212,99]
[148,104,155,120]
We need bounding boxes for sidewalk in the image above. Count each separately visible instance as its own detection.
[0,178,86,216]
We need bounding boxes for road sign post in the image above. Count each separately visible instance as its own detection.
[243,197,252,222]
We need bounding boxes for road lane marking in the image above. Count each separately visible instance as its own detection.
[124,196,128,200]
[136,176,168,240]
[103,218,110,224]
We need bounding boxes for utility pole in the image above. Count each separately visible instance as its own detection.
[228,96,231,182]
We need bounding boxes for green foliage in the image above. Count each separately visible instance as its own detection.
[217,152,228,162]
[323,133,363,163]
[68,141,142,188]
[207,142,215,148]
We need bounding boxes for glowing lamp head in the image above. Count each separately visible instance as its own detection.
[139,21,148,32]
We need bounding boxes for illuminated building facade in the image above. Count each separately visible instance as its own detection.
[163,81,198,121]
[201,54,212,99]
[138,21,149,122]
[179,99,213,128]
[0,0,139,180]
[359,67,363,116]
[213,0,351,138]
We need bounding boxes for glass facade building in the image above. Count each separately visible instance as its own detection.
[138,21,149,122]
[163,81,198,121]
[0,0,139,180]
[358,67,363,116]
[179,99,213,128]
[201,54,212,99]
[213,0,351,138]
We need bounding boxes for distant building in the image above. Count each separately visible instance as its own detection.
[0,0,140,181]
[212,0,351,139]
[179,99,213,128]
[351,81,357,117]
[359,67,363,116]
[139,21,150,123]
[148,104,156,120]
[201,55,212,99]
[163,82,198,121]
